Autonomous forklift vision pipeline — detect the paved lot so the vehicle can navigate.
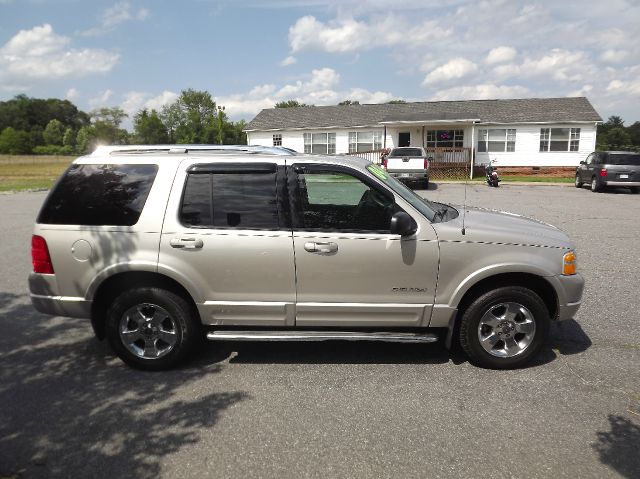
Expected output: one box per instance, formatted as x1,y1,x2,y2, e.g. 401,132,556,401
1,184,639,479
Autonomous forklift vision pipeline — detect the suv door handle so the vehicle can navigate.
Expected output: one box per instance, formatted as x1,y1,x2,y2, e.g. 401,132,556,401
304,242,338,254
170,237,204,249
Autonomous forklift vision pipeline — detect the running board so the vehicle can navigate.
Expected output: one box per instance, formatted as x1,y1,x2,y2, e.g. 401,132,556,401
206,330,439,343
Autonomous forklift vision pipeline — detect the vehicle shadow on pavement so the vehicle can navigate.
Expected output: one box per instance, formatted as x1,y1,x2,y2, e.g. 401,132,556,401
199,340,453,366
528,319,592,367
592,414,640,479
0,292,248,479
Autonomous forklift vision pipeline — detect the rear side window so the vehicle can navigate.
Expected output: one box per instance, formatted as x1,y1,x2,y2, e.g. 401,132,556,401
38,164,158,226
180,171,279,229
607,154,640,166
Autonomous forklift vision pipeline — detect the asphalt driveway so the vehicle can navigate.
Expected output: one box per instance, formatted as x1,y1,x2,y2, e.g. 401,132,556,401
1,183,638,479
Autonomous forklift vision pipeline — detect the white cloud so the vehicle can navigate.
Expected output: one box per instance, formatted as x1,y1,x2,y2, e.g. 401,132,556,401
66,88,79,100
568,84,593,97
120,90,179,116
422,58,477,86
280,55,297,66
492,49,595,83
607,79,640,96
288,14,451,53
485,46,517,65
0,24,119,82
430,84,531,101
89,89,114,109
216,67,395,118
600,49,628,63
82,1,149,36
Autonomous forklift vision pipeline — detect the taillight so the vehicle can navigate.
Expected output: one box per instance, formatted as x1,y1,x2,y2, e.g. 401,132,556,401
32,235,54,274
424,157,429,170
382,158,388,169
600,169,607,177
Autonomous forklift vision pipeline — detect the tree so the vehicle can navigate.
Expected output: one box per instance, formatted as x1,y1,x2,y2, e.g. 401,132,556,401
0,127,32,154
76,126,96,154
338,100,360,106
274,100,309,108
161,89,218,143
90,107,128,127
602,127,632,147
386,100,407,104
625,121,640,146
63,128,76,148
43,119,65,145
133,109,169,144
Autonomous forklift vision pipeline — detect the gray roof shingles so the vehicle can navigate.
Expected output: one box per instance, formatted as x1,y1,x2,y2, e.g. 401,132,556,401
244,97,602,131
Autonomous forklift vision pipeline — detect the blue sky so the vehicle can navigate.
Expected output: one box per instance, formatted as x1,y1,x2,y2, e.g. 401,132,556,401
1,0,639,128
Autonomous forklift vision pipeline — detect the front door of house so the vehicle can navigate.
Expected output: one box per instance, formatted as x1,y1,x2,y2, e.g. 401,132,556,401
398,132,410,147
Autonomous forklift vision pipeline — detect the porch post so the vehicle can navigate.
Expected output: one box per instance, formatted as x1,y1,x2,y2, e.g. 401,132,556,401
383,125,387,148
422,125,425,147
470,122,475,179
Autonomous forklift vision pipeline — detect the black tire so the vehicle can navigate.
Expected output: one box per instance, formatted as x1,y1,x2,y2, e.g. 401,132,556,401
575,174,583,188
591,176,602,193
106,287,201,370
423,178,430,190
459,286,550,369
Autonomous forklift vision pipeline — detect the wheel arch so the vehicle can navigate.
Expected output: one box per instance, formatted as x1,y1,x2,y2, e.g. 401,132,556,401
444,272,558,349
90,271,201,340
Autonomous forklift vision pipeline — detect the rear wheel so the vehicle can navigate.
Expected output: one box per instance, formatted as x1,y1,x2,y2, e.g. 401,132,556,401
575,174,583,188
106,287,201,370
459,286,550,369
591,176,602,193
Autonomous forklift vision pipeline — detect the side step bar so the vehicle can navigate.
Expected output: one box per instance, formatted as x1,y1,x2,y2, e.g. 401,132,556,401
206,330,439,343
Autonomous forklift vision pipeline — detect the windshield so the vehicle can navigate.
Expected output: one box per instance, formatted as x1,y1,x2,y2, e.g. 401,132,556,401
607,154,640,166
366,164,439,222
389,148,424,157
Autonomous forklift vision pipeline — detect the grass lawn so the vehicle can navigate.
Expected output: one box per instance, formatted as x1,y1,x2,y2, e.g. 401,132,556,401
0,155,72,192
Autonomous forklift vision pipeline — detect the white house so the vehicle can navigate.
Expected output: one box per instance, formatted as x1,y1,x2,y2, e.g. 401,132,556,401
244,97,602,168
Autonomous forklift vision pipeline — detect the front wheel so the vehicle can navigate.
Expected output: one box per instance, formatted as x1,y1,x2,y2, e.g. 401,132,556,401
459,286,550,369
106,287,201,370
575,174,583,188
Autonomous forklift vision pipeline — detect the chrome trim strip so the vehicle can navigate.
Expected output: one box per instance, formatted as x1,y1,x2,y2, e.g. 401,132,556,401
605,181,640,186
207,330,439,343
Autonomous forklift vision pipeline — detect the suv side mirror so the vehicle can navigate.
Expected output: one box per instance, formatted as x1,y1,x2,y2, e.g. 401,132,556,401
579,161,585,165
390,212,417,236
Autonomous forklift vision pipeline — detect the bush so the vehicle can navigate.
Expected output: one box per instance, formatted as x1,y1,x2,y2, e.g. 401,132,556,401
32,145,75,155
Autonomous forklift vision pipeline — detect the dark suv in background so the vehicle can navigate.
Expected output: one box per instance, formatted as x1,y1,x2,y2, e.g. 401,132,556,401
575,151,640,193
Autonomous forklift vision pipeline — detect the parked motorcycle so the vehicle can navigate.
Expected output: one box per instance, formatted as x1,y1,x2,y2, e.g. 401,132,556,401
485,160,500,187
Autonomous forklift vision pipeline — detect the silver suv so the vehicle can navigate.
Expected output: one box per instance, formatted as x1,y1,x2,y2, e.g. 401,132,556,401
29,145,584,370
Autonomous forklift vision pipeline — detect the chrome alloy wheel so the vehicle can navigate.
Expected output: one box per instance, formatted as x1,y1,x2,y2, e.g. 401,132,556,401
119,303,178,359
477,302,536,358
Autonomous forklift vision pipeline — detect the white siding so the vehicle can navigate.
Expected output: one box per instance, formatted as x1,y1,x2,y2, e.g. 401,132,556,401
247,122,597,167
474,123,597,167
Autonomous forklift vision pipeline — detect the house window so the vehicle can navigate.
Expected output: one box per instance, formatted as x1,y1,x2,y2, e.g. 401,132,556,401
348,131,383,153
540,128,580,152
303,132,336,154
426,130,464,148
272,134,282,146
478,129,516,153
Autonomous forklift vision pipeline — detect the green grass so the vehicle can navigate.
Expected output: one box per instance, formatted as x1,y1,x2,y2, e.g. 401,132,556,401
0,155,71,192
440,176,573,183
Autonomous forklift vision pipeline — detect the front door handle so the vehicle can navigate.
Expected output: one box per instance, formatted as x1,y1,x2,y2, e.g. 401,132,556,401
304,242,338,254
170,237,204,249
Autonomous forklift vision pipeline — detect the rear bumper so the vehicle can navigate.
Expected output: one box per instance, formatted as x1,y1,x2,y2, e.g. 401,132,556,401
29,272,91,318
388,171,429,181
603,181,640,186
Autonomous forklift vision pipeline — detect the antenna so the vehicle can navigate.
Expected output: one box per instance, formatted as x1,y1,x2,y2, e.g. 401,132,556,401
461,148,470,235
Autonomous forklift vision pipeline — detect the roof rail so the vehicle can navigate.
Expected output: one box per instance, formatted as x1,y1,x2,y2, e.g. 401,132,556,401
90,144,297,156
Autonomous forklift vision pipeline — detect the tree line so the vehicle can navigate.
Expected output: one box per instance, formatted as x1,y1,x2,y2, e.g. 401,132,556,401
0,89,248,155
1,93,638,155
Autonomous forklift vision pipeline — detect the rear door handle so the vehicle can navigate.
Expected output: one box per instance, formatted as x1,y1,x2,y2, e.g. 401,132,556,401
170,237,204,249
304,242,338,254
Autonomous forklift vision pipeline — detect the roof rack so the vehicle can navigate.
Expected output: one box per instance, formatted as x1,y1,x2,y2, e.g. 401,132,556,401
90,145,297,156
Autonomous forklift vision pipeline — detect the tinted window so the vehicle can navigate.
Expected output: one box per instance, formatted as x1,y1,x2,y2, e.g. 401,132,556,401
389,148,424,157
38,164,158,226
607,154,640,166
297,171,396,232
180,172,279,229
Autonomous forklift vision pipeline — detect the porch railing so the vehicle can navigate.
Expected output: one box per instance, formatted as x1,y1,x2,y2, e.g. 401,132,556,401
349,147,472,179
